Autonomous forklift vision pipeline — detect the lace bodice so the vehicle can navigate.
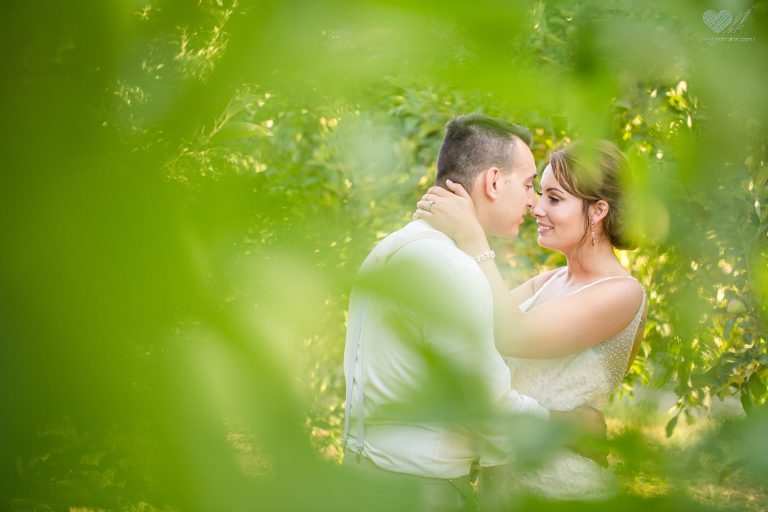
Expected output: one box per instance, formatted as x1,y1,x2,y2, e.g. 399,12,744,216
483,268,646,502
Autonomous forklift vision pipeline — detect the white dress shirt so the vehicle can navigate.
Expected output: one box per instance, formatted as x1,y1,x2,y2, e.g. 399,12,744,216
343,220,548,479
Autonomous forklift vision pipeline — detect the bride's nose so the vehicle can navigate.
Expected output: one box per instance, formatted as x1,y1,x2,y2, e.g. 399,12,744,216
531,197,545,217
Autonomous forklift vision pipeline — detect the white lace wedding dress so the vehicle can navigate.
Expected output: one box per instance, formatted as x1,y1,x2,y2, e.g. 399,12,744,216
484,268,646,502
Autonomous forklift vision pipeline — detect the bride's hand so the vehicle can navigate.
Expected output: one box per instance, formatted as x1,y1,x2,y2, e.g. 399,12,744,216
413,180,488,254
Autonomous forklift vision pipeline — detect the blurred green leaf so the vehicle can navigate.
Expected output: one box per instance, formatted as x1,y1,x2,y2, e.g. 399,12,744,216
211,121,273,141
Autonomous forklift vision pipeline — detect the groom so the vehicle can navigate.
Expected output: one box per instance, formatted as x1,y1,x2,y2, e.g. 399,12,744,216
342,114,604,510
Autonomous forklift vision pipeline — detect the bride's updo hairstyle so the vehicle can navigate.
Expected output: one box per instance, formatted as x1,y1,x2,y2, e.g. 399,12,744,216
549,140,637,250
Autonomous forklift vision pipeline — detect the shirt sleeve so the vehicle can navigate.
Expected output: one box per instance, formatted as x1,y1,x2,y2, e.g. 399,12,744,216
391,241,549,464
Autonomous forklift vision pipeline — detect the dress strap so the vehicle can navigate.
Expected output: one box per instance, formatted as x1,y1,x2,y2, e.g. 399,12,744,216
567,275,642,298
533,267,567,297
523,267,567,311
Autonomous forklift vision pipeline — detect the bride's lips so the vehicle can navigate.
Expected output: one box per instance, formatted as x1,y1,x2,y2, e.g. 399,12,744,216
537,222,553,234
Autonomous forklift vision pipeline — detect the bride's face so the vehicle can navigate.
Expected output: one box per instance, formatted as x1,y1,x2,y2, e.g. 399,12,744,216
531,164,588,252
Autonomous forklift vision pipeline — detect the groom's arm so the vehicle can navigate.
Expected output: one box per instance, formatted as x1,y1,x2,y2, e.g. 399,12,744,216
390,242,556,467
550,407,607,438
395,243,609,466
550,407,608,466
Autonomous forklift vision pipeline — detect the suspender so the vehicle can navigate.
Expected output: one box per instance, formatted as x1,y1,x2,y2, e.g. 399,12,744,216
342,228,447,454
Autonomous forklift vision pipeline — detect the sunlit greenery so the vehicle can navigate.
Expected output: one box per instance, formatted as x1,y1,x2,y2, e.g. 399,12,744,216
1,0,766,510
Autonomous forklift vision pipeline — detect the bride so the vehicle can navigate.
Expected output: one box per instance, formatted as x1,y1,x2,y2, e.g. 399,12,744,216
414,140,647,501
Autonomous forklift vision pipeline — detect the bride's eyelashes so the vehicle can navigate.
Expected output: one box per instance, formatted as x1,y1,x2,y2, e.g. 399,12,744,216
540,193,561,204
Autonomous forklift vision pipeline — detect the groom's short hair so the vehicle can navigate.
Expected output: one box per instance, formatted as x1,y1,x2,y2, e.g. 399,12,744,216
435,113,532,193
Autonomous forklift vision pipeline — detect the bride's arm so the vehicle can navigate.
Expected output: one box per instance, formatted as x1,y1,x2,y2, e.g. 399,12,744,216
416,184,643,359
414,184,533,350
486,264,644,358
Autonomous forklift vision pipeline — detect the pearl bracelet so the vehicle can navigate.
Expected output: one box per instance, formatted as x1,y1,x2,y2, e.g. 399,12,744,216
473,250,495,262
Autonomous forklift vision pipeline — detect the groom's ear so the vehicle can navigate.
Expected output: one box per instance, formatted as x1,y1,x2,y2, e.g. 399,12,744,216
482,167,501,199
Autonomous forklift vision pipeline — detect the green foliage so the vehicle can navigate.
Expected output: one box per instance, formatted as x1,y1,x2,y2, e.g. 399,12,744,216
1,0,767,510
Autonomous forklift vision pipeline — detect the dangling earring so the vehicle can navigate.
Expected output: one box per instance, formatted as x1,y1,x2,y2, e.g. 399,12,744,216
591,220,596,246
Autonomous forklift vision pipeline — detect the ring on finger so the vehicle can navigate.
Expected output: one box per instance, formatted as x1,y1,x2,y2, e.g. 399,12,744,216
417,200,435,213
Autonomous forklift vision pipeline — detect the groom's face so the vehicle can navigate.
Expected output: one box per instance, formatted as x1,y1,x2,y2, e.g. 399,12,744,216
486,139,538,238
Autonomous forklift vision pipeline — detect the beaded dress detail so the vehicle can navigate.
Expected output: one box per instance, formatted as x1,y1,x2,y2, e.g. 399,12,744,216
487,267,645,501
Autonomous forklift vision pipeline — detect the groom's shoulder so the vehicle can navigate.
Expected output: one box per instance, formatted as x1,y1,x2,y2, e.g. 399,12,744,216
391,223,485,281
386,221,464,261
366,223,491,301
365,221,481,279
373,221,448,250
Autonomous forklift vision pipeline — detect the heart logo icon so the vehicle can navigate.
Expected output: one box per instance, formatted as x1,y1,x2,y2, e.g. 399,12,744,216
703,9,732,33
